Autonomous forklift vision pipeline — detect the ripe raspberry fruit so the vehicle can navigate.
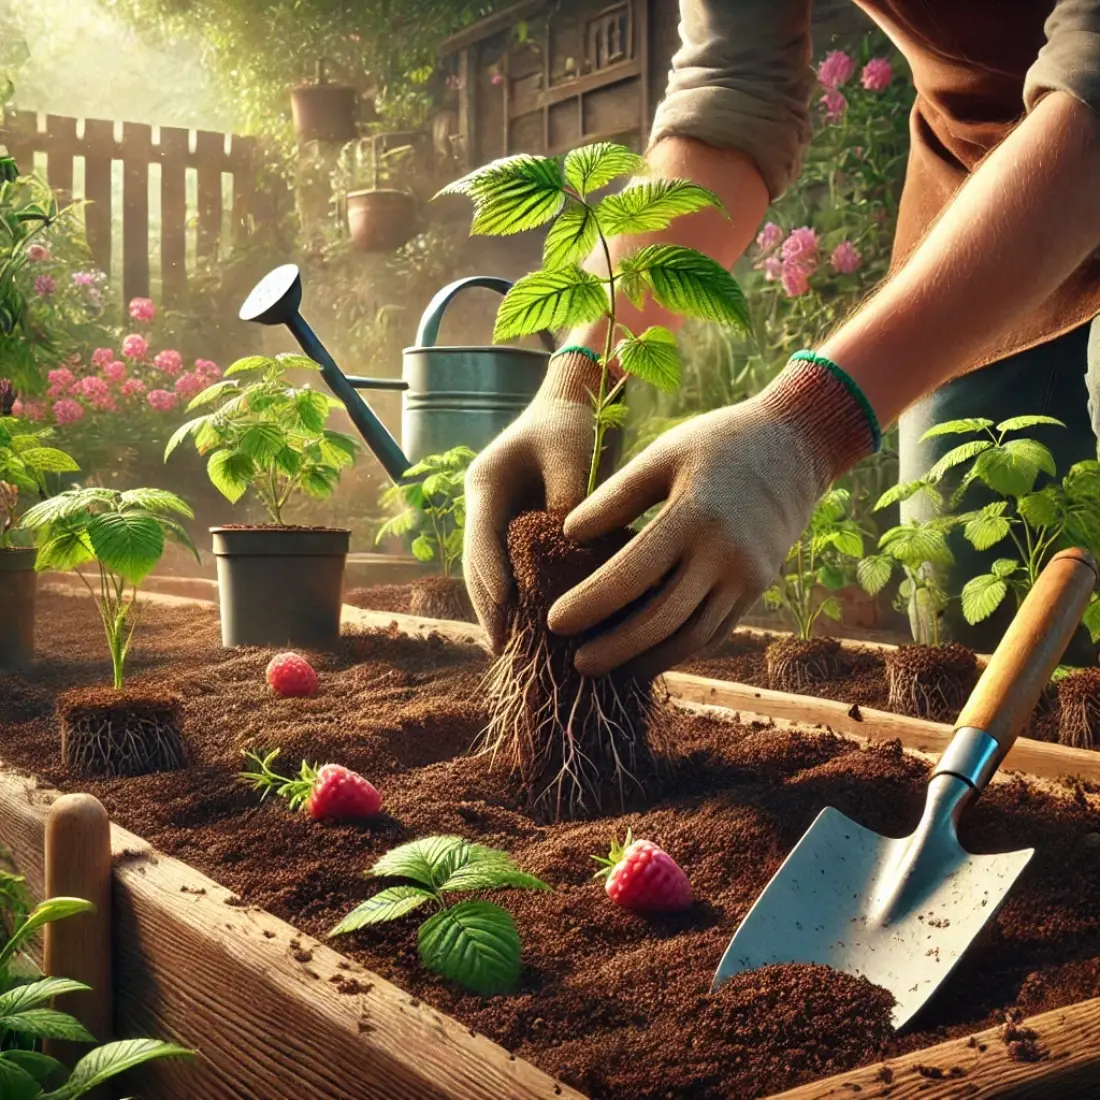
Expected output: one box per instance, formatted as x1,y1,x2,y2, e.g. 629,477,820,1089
238,749,382,822
265,652,318,697
592,829,693,913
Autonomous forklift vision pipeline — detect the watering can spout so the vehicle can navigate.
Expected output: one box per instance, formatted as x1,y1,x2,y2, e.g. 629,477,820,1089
239,264,413,483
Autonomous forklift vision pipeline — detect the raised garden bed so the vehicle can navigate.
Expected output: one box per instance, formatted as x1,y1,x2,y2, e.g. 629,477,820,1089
3,591,1100,1097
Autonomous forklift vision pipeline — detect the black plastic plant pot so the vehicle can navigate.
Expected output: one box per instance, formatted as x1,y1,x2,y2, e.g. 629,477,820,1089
211,526,350,650
0,547,37,668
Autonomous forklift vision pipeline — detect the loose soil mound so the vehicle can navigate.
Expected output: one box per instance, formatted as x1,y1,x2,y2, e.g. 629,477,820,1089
765,636,844,692
407,576,476,623
1058,668,1100,749
5,593,1100,1099
344,583,416,615
884,643,978,722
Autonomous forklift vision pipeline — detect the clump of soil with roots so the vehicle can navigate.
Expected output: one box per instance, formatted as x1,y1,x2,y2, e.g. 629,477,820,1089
1057,668,1100,748
407,576,476,623
884,643,978,721
766,636,845,693
479,510,668,821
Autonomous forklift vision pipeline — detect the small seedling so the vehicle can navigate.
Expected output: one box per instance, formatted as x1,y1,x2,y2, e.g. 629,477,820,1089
165,352,361,524
0,417,79,546
330,835,550,996
592,828,692,913
238,748,382,822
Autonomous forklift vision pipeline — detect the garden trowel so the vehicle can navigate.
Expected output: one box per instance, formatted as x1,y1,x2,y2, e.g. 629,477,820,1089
713,547,1098,1029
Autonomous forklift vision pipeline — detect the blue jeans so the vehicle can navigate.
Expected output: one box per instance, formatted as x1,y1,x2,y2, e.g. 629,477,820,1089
898,317,1100,663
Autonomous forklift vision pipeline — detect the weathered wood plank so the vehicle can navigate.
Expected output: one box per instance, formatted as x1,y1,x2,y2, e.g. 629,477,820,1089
121,122,152,304
194,130,223,264
80,119,114,275
44,115,76,201
159,127,189,307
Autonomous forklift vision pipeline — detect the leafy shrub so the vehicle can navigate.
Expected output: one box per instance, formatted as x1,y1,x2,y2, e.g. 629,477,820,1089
0,418,79,547
330,836,549,996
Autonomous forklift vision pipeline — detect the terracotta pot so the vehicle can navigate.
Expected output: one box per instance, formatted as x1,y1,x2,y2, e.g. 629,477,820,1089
346,189,418,252
290,83,358,145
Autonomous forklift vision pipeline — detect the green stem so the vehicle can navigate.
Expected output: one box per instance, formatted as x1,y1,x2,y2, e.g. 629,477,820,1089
585,218,618,499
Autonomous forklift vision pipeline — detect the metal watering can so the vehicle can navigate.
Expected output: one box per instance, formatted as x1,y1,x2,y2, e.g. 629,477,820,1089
239,264,555,482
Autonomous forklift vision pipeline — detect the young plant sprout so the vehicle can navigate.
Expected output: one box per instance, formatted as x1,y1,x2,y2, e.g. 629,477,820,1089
0,416,79,547
439,143,748,819
330,836,549,996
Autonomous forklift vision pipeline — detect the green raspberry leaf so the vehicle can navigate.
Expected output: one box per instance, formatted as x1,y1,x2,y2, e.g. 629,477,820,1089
367,836,469,889
207,450,255,504
618,245,749,330
970,439,1055,498
961,572,1008,624
874,479,940,511
879,522,954,568
543,205,598,269
238,423,287,464
597,179,724,236
925,440,993,483
18,446,79,475
411,534,437,562
856,554,894,596
86,511,165,585
439,155,566,236
962,501,1012,551
563,142,644,197
329,886,436,935
614,325,681,392
819,596,843,622
1017,488,1062,530
417,900,522,996
223,355,271,377
919,418,994,440
493,268,606,341
995,414,1066,433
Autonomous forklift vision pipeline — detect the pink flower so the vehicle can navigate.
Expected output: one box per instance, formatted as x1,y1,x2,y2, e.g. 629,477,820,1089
122,334,149,360
90,394,117,412
817,50,854,89
121,378,146,397
20,400,47,422
491,72,503,86
52,398,84,425
761,256,783,281
195,358,221,380
174,371,206,399
154,349,183,376
47,367,76,398
129,297,156,322
25,244,50,262
34,275,56,297
91,347,115,368
146,388,177,411
72,272,96,287
821,88,847,123
11,399,23,417
781,265,811,297
755,222,783,253
103,360,127,383
830,240,862,275
781,227,819,271
77,376,110,400
861,58,893,92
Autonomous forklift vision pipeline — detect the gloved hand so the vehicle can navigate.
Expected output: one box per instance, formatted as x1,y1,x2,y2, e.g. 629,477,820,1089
464,348,607,651
546,356,879,678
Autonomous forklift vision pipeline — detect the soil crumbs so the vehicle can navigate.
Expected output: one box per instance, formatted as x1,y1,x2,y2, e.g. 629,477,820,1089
4,594,1100,1099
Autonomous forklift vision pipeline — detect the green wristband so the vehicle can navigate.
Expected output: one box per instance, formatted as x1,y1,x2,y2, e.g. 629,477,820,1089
550,345,601,366
789,349,882,454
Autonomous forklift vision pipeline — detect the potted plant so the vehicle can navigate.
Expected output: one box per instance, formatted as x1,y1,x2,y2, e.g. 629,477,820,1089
335,134,418,252
290,59,359,145
375,444,476,621
166,352,361,649
762,488,865,691
19,485,198,776
0,417,79,667
856,478,978,719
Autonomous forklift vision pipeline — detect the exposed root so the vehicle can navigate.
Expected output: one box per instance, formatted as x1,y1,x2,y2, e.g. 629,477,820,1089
407,576,476,623
58,687,187,778
1058,669,1100,749
765,637,844,693
884,643,977,722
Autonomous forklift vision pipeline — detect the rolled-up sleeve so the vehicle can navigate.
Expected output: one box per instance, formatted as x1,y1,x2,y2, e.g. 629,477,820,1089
1024,0,1100,116
649,0,815,199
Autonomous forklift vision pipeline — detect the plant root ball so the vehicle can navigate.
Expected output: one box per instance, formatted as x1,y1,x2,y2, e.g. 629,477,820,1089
407,576,476,623
57,687,187,778
765,636,845,693
479,510,669,822
884,643,977,722
1057,668,1100,749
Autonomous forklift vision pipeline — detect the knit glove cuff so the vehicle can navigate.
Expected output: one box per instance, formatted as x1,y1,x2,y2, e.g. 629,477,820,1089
539,347,606,404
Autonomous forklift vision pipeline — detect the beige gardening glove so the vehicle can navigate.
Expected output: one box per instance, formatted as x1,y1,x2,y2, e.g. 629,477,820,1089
546,357,880,678
464,349,607,650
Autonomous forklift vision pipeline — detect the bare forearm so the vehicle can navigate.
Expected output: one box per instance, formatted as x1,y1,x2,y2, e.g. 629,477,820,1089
567,137,770,360
821,91,1100,428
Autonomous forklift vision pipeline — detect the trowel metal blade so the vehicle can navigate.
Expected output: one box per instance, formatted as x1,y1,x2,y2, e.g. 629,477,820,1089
712,806,1034,1028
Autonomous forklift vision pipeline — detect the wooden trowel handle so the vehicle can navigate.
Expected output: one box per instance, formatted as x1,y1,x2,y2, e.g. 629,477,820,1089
956,547,1097,754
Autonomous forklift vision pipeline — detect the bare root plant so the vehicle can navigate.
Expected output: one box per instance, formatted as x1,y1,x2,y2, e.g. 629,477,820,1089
1058,669,1100,749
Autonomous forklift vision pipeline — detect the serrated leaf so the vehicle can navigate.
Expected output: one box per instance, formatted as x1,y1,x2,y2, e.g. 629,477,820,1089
223,355,270,376
462,156,567,236
185,379,239,410
238,423,287,464
874,480,930,510
970,439,1054,497
961,573,1008,624
207,450,255,504
1017,488,1062,529
542,205,597,269
919,418,994,440
54,1038,192,1095
563,142,643,196
438,864,550,895
827,527,863,558
857,554,893,595
816,563,848,590
614,326,681,392
963,504,1012,551
819,596,843,622
596,401,630,429
597,179,724,237
274,446,301,476
368,836,468,889
300,466,338,499
492,268,606,341
925,439,993,483
164,416,211,460
880,523,953,568
294,389,330,433
19,489,106,529
118,488,193,518
18,446,79,474
87,512,164,584
619,245,749,330
411,534,437,562
329,886,435,935
995,414,1066,433
417,900,521,996
991,557,1019,579
33,529,95,572
275,353,321,372
376,509,419,542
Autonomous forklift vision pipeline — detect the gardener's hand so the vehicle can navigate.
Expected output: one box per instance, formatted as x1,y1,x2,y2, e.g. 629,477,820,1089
464,349,606,651
547,357,879,678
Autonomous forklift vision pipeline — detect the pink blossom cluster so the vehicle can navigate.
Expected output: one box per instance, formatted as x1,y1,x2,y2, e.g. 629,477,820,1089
815,50,893,123
754,224,862,297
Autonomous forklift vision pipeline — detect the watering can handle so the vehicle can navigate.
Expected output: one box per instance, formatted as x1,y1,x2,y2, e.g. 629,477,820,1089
414,276,557,353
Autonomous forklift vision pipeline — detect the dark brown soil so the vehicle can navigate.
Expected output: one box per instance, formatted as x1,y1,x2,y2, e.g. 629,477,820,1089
5,593,1100,1099
884,643,978,722
344,583,417,615
57,685,186,778
407,576,476,623
1058,668,1100,749
765,636,844,692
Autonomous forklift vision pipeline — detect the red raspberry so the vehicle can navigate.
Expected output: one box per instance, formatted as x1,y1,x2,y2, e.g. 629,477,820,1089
593,830,693,913
307,764,383,821
265,652,318,697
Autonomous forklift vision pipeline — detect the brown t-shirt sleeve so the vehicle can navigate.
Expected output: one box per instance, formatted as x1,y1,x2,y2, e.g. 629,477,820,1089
648,0,816,200
1024,0,1100,115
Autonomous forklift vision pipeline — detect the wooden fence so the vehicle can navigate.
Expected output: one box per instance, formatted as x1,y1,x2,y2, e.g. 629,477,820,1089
0,111,258,309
